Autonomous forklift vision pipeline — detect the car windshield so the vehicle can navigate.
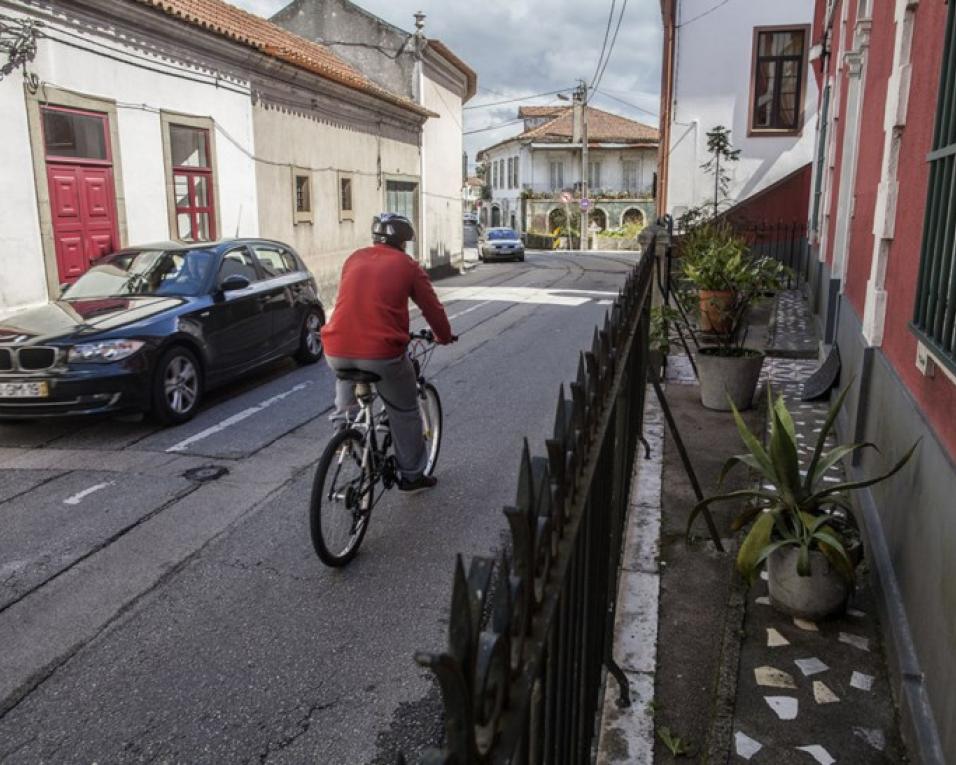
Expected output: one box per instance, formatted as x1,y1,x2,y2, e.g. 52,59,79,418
62,249,215,299
488,229,519,240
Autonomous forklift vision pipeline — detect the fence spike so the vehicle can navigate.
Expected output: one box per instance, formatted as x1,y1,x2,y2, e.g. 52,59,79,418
448,555,474,677
467,557,495,633
515,438,535,514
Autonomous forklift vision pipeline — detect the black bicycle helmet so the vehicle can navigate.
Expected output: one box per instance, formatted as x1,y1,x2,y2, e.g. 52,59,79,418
372,213,415,249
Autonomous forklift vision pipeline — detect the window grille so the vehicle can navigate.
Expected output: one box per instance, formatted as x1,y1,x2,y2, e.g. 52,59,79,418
912,1,956,373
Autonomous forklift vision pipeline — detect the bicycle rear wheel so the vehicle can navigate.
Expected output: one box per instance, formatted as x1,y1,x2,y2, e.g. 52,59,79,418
419,382,443,477
310,428,373,567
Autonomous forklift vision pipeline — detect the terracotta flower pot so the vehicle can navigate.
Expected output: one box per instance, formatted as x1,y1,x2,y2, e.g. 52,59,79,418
698,290,735,333
767,547,850,620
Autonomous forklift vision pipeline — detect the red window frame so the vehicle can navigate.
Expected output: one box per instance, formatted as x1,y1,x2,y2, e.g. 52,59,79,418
170,126,216,242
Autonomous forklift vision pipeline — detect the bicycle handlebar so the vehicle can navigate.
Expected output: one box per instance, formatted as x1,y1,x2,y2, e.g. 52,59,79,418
409,330,459,344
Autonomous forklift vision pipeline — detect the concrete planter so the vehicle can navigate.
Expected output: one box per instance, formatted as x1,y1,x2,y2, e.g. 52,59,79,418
767,546,850,620
696,348,764,410
595,237,620,250
620,238,640,250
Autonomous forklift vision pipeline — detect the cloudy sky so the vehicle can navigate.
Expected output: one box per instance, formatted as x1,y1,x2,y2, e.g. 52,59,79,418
235,0,662,171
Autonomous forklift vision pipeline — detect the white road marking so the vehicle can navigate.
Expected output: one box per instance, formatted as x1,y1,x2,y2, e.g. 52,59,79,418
436,286,616,307
64,482,115,506
166,381,314,453
447,300,494,321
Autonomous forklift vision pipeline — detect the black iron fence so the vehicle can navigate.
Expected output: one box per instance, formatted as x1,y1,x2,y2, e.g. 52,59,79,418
733,220,810,290
402,238,656,764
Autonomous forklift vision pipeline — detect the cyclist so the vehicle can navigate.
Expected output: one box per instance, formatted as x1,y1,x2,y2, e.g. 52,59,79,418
321,213,455,493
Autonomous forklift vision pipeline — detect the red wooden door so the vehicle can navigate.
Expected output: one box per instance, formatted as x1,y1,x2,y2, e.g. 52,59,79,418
41,106,119,285
47,165,119,284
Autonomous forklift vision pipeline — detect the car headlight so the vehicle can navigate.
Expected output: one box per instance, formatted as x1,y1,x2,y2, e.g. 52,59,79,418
68,340,145,363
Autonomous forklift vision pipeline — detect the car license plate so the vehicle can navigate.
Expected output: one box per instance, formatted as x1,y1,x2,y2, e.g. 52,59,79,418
0,381,49,398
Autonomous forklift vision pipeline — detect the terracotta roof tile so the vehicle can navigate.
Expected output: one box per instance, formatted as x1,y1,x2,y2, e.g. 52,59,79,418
517,105,568,118
521,106,659,144
133,0,434,117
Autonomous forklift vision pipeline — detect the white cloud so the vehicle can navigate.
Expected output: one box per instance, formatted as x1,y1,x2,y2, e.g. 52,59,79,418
233,0,663,167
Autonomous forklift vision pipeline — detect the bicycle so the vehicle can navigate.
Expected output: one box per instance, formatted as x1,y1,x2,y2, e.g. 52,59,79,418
309,329,443,567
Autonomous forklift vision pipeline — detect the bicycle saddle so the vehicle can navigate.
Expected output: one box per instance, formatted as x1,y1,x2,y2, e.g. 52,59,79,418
336,369,381,383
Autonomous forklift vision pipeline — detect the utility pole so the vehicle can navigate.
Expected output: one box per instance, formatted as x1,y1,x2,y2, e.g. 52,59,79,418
413,11,427,264
577,79,590,252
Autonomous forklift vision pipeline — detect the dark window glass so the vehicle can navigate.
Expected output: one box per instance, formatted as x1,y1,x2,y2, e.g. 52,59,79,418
218,249,260,283
42,108,107,160
62,249,214,298
340,177,353,213
752,29,806,131
170,125,210,168
295,175,311,213
254,245,299,276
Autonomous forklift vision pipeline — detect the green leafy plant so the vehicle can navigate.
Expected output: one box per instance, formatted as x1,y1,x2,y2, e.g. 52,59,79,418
657,726,690,757
650,305,681,354
701,125,741,216
687,385,919,582
677,221,789,351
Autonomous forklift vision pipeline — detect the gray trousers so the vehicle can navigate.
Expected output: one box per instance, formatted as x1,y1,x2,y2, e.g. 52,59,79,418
326,354,427,480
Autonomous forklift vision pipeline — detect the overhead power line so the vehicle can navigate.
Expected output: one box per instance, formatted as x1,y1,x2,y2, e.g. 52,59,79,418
592,0,629,93
464,87,572,111
591,0,617,89
595,90,659,119
463,117,524,135
677,0,733,27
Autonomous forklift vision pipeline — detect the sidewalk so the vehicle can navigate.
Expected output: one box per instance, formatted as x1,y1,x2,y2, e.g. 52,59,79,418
597,290,906,763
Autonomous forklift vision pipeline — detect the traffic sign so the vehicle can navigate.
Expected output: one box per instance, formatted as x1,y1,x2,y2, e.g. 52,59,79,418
579,198,592,211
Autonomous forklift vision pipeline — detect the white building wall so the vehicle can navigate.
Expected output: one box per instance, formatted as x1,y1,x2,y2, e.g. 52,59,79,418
0,7,258,314
421,75,464,269
253,104,420,301
482,141,522,229
0,73,46,310
665,0,818,218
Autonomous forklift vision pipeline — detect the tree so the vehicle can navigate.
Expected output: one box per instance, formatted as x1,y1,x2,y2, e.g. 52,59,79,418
701,125,741,217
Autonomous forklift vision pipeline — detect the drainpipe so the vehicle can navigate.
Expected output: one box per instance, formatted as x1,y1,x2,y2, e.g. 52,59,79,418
414,11,428,266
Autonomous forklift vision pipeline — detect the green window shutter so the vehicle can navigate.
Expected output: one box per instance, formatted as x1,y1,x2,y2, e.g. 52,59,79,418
913,0,956,373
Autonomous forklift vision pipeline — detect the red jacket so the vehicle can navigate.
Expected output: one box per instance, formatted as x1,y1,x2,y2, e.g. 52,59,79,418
321,244,453,360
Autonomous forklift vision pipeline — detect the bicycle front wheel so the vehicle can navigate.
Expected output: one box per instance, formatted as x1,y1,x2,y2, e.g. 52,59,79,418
310,428,373,567
419,382,443,477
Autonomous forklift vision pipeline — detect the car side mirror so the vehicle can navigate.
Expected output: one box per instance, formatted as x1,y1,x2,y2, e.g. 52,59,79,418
219,274,251,293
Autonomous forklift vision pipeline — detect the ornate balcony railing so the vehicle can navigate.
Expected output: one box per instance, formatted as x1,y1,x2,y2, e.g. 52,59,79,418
401,233,658,764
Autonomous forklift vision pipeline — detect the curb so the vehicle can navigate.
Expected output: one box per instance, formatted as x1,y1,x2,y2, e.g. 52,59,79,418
595,389,664,765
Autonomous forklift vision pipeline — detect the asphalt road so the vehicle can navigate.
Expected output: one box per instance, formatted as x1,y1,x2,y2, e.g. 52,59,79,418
0,248,638,764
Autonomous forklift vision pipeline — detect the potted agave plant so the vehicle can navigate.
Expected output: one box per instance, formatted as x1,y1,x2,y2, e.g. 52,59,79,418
687,385,918,620
678,222,788,410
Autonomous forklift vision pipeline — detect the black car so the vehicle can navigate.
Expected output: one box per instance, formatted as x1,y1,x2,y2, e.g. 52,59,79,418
0,239,325,424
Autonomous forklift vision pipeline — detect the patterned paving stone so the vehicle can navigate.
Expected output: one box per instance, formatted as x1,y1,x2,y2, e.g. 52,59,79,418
730,292,904,763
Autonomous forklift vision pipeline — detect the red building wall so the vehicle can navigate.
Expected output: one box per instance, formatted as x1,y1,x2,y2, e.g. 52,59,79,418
879,0,956,458
724,165,811,225
842,2,895,316
822,0,856,268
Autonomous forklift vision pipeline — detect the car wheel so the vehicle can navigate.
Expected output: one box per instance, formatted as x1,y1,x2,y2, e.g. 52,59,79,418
518,253,525,262
152,346,202,425
295,307,325,365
